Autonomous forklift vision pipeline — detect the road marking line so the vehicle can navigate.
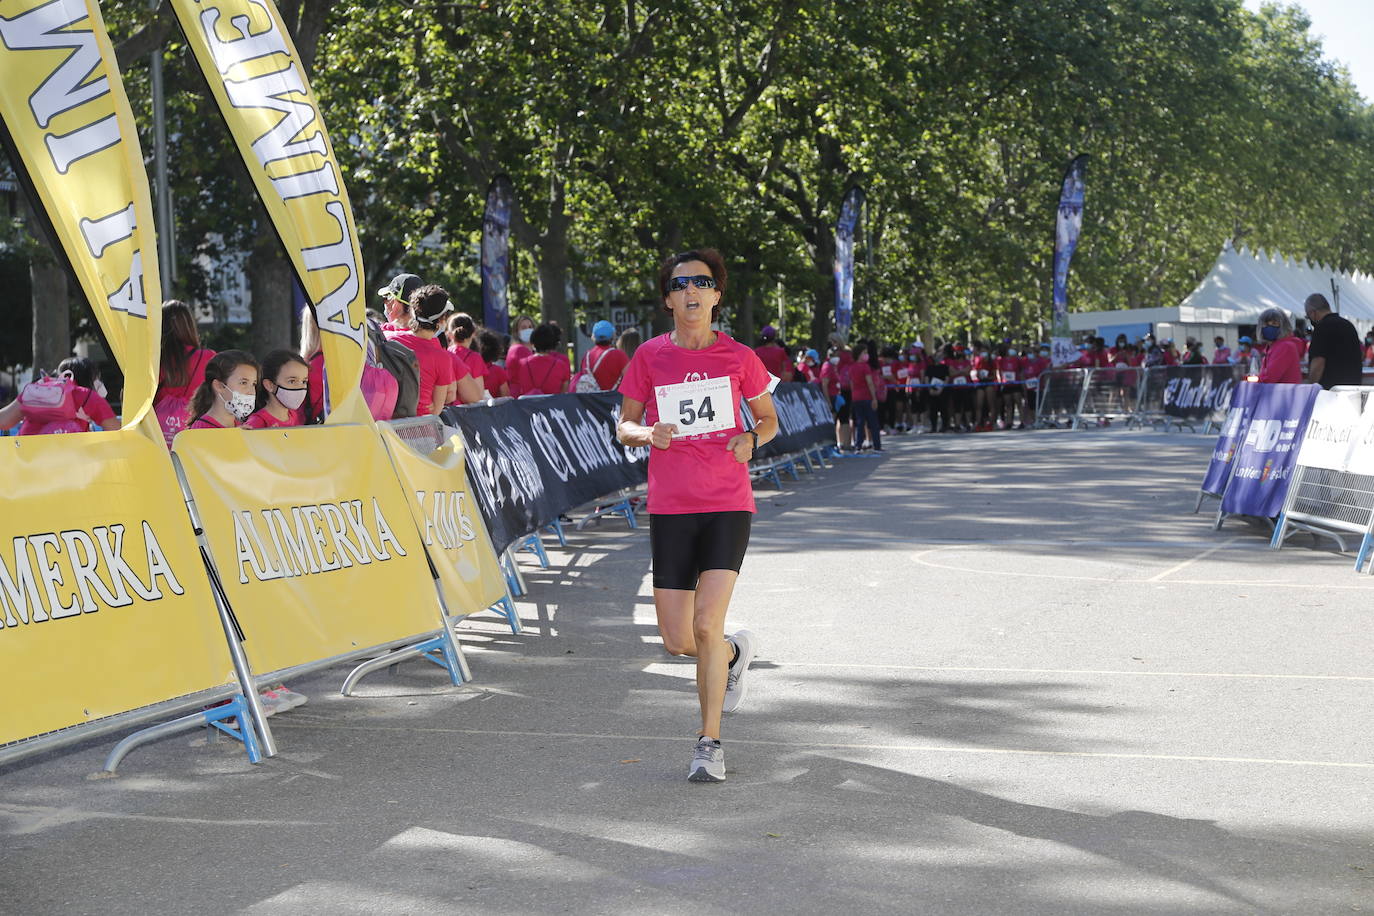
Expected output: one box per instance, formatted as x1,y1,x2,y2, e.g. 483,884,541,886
270,721,1374,770
460,650,1374,683
1146,536,1241,581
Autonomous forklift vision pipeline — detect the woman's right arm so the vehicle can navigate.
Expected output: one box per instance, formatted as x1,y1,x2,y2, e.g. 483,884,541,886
617,397,674,449
0,400,20,431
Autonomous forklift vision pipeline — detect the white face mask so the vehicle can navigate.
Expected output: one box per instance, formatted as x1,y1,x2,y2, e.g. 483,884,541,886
221,387,256,420
94,379,107,398
1008,349,1018,357
518,328,534,343
273,385,307,411
829,356,840,366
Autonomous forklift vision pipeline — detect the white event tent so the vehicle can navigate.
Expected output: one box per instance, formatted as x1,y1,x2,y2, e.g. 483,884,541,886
1068,242,1374,346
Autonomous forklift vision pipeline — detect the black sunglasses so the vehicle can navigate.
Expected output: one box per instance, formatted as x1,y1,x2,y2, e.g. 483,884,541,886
668,274,717,292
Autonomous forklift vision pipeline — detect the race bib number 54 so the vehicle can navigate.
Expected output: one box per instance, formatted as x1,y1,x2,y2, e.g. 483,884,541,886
655,376,734,438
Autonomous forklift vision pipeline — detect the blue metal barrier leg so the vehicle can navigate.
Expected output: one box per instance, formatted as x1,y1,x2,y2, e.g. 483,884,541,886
103,694,262,774
519,532,550,569
544,518,567,547
491,595,523,634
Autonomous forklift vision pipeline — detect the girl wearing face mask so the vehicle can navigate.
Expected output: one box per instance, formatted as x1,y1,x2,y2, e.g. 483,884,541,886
506,315,538,396
188,350,260,430
1256,307,1306,384
0,356,118,435
244,350,310,429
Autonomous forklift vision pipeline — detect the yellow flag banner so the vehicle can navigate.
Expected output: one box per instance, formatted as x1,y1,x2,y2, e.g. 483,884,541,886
170,0,368,423
0,431,234,746
0,0,161,422
172,424,445,675
377,424,511,621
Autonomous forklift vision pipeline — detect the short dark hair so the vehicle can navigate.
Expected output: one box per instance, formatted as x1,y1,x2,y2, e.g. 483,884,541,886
530,322,562,352
658,248,727,321
1305,293,1331,314
408,284,452,329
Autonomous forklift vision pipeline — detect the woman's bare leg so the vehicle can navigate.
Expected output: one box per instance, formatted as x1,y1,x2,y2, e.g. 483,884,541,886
653,568,739,740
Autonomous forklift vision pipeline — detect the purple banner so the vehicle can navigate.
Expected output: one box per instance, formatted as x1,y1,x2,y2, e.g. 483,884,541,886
833,186,863,337
1200,382,1260,495
1219,383,1320,517
1051,154,1087,366
481,175,514,333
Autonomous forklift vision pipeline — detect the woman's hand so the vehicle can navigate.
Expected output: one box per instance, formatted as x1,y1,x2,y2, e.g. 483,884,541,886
650,422,677,450
726,432,754,464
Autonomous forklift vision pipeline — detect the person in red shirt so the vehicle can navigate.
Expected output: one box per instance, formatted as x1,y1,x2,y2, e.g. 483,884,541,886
970,343,998,431
505,314,538,395
476,329,511,398
1362,331,1374,367
615,247,777,783
1161,339,1180,366
847,341,881,450
795,348,822,384
943,344,974,432
994,344,1023,429
446,313,487,403
576,319,631,391
386,284,460,416
819,336,854,449
0,358,118,436
753,326,793,381
1021,344,1051,423
154,300,216,446
244,350,309,429
376,273,422,332
514,323,571,395
187,350,259,430
1257,308,1307,383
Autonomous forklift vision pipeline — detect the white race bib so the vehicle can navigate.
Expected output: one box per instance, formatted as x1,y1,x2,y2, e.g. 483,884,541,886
1003,372,1016,382
953,376,968,385
1026,377,1040,390
655,376,734,438
896,368,909,380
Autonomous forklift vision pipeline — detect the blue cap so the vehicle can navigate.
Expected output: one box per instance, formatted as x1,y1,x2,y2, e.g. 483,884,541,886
1238,335,1252,344
592,319,615,342
805,348,819,361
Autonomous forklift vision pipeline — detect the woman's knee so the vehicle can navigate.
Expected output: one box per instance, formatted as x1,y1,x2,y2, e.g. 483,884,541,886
662,632,695,656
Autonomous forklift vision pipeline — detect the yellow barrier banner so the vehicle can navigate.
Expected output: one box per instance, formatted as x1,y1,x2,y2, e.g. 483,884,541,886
377,425,510,620
172,424,444,674
0,431,233,745
0,0,160,422
171,0,368,423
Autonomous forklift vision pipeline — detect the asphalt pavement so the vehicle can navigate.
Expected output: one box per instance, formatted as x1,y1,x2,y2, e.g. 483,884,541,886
2,427,1371,915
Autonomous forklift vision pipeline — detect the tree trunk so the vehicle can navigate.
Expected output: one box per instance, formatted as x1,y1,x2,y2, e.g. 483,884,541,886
21,198,68,379
536,238,570,332
738,289,756,344
247,217,293,355
916,288,933,352
808,228,836,352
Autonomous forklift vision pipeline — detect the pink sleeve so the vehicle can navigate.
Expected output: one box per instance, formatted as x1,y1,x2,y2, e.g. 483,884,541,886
619,348,651,403
448,350,471,380
81,390,116,424
740,346,771,399
435,349,455,386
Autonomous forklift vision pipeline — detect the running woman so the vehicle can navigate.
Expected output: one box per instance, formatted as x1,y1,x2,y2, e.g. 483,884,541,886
617,248,778,783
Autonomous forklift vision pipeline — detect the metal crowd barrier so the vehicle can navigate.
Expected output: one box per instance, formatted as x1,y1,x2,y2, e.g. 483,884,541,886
1033,368,1088,428
1076,367,1144,427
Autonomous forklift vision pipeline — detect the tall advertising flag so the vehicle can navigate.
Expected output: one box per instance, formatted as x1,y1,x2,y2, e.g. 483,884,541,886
834,186,863,339
1051,154,1088,366
0,0,162,424
482,175,514,334
171,0,369,422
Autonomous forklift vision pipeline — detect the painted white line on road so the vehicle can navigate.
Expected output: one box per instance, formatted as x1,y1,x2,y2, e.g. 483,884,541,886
459,649,1374,683
911,545,1374,590
271,721,1374,770
1146,536,1241,581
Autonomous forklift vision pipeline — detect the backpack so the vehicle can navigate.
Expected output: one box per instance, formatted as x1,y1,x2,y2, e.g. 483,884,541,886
19,375,77,425
571,346,612,394
154,348,212,447
368,323,421,419
361,337,400,422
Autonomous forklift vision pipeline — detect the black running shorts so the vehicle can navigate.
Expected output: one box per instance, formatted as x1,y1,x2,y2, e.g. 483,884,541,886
649,511,753,590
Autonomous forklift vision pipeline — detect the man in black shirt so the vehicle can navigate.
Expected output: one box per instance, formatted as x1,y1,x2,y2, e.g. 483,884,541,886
1304,293,1363,389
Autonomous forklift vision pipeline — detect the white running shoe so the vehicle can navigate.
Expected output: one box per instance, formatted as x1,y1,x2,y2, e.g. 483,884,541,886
722,629,757,714
688,736,725,782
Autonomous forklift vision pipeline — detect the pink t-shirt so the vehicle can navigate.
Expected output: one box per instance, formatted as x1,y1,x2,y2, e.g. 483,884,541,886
189,415,228,430
847,361,875,401
579,344,631,391
753,342,790,378
156,347,215,404
482,361,509,397
449,344,483,381
506,342,533,395
242,408,303,429
995,356,1022,382
517,352,571,395
387,331,455,414
619,332,771,515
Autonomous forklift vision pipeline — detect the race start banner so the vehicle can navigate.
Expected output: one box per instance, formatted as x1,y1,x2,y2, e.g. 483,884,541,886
444,394,648,552
1220,383,1319,518
377,422,509,619
0,430,233,746
172,424,445,676
0,0,161,421
481,175,514,334
1051,154,1088,367
172,0,369,422
1200,381,1260,496
833,186,863,339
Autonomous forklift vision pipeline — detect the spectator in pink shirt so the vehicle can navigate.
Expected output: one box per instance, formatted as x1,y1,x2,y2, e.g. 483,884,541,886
1257,307,1307,384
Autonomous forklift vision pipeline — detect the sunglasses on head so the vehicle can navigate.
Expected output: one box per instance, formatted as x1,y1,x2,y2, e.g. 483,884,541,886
667,274,716,292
